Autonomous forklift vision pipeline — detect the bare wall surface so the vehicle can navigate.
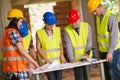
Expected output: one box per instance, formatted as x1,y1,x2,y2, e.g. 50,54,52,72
0,0,11,41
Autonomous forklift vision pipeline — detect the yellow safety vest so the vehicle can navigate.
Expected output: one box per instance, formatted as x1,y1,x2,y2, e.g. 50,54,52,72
0,51,2,61
23,30,31,50
96,10,120,52
36,27,61,65
65,22,92,61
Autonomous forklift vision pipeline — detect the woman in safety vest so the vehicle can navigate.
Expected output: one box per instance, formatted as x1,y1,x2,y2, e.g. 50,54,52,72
20,21,38,79
0,9,40,80
88,0,120,80
36,12,66,80
64,9,93,80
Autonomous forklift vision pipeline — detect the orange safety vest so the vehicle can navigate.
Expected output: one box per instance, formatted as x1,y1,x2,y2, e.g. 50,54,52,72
1,28,27,72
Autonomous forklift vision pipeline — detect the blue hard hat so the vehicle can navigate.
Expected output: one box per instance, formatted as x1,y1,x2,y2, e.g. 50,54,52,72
19,21,28,37
43,12,57,25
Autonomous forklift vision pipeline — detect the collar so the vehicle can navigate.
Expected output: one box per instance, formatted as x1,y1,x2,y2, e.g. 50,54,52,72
100,9,107,17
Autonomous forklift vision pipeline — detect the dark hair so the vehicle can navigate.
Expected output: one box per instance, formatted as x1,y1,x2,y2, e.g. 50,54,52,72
6,18,20,33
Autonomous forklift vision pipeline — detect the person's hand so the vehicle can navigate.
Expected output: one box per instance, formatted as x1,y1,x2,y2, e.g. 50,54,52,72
106,52,113,62
45,59,52,64
60,54,67,63
28,62,36,69
33,61,40,68
82,53,89,59
70,60,77,63
80,53,89,61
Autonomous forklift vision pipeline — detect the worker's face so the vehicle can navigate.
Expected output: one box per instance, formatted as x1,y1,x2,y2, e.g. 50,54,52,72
45,24,55,30
71,19,79,29
93,5,102,16
17,19,23,29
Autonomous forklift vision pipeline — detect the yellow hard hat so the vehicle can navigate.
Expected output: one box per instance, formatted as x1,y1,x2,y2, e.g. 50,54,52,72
7,9,24,19
88,0,102,12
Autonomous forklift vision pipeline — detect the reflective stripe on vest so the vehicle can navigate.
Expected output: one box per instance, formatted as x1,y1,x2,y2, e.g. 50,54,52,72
96,10,120,52
2,46,17,51
97,34,110,38
3,56,25,61
99,43,109,47
44,48,60,53
73,46,86,50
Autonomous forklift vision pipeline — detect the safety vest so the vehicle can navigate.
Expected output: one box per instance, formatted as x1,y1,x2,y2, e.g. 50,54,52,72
36,27,61,65
65,22,92,61
23,30,31,50
96,10,120,52
1,28,27,72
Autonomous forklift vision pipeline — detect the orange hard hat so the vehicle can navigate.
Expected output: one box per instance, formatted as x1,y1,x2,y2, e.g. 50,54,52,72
68,10,80,24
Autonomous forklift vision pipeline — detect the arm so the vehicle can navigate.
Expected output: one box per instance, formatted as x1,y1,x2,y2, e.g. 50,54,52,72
64,31,75,62
108,15,118,54
28,38,37,60
86,25,93,54
10,30,39,68
36,33,52,64
15,42,39,68
60,37,67,63
82,25,93,58
106,15,118,61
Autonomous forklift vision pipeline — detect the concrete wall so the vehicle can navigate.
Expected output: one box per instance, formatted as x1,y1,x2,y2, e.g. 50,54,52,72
0,0,11,43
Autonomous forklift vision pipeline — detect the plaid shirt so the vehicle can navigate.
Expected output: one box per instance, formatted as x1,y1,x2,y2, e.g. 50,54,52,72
4,71,30,80
10,30,21,44
6,30,30,79
10,30,34,50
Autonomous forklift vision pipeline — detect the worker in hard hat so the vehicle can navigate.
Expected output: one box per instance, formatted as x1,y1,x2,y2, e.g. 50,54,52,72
20,20,38,79
36,12,66,80
88,0,120,80
64,9,93,80
0,9,40,80
20,21,37,60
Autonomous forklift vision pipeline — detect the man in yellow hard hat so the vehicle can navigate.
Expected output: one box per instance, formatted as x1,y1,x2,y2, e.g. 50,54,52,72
88,0,120,80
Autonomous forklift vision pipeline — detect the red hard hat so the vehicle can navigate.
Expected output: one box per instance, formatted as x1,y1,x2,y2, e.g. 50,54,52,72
68,10,80,24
